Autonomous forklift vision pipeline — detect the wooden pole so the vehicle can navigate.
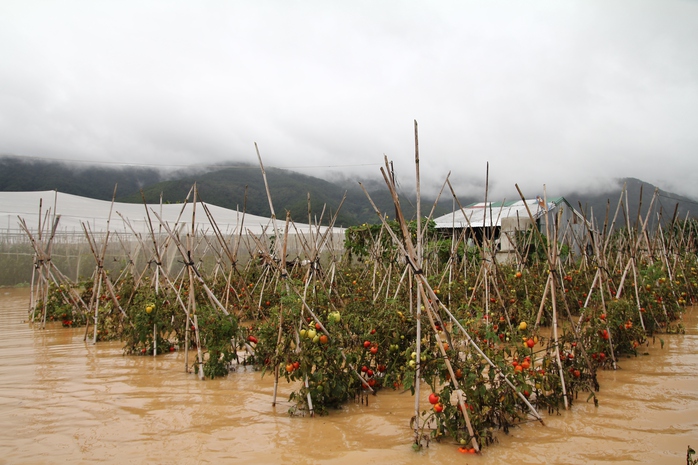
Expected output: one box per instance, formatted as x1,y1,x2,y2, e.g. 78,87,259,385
412,120,423,443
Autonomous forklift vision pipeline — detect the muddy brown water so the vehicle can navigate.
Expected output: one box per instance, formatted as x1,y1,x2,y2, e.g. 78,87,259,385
1,288,696,465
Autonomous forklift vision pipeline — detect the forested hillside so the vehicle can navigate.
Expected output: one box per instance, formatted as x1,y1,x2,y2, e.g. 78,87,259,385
2,156,695,226
0,157,163,200
0,157,454,226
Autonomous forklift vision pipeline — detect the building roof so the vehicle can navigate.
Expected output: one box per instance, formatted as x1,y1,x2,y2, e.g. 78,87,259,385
433,197,568,229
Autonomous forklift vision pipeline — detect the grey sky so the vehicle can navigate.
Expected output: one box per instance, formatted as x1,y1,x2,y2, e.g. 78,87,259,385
1,1,697,201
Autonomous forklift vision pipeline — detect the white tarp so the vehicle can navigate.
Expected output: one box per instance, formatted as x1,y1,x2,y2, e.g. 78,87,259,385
433,198,552,229
0,190,344,239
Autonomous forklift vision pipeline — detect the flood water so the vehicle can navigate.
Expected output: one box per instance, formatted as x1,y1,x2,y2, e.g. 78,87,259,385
1,287,696,465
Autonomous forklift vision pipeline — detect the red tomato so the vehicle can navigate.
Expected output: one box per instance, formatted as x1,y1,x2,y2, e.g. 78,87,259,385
428,393,439,405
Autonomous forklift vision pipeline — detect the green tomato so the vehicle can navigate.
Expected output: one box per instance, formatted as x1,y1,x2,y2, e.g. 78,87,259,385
307,329,317,339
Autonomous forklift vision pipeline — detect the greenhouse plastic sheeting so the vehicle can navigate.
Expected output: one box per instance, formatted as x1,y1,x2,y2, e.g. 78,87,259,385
0,191,342,238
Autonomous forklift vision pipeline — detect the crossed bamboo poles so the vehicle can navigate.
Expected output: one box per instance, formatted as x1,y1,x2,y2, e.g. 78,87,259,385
359,156,547,452
16,136,695,454
251,144,374,415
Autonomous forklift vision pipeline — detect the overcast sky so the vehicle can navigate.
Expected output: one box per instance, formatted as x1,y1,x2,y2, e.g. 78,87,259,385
1,1,697,201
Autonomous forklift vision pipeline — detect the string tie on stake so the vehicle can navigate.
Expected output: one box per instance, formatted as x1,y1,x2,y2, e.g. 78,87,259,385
406,256,423,275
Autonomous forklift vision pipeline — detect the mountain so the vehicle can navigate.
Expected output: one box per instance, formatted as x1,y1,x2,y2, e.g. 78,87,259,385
121,164,353,226
120,163,462,227
2,156,695,227
0,156,164,200
0,156,451,226
566,177,697,229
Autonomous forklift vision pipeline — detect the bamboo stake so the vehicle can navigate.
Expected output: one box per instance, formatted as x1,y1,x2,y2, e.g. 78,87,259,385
615,189,658,331
543,189,569,410
246,229,374,394
515,185,569,409
360,167,543,441
272,213,293,408
412,120,423,444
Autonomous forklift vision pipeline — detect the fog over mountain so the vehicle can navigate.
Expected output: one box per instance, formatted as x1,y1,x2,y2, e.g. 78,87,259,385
1,1,697,202
2,156,696,229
